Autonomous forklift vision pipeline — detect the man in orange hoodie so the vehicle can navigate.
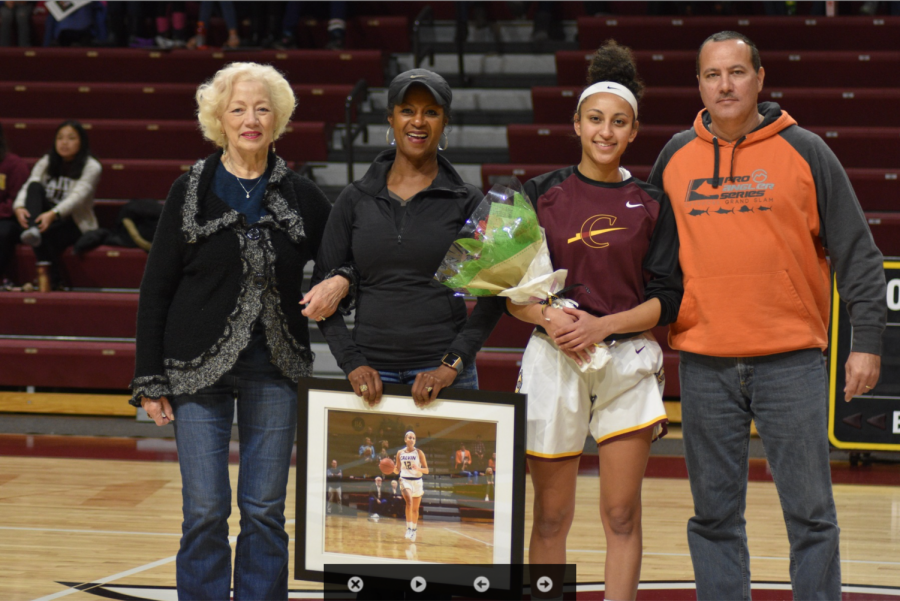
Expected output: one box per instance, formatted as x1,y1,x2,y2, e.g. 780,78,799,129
649,31,885,600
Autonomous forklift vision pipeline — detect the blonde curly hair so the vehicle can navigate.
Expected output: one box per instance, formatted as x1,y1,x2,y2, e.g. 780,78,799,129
196,62,297,149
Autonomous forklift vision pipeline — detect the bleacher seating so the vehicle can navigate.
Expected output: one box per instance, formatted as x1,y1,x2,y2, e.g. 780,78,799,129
555,50,900,88
576,16,900,51
0,292,138,338
13,246,147,290
0,82,357,124
532,87,900,127
1,118,330,162
0,338,135,389
0,48,385,86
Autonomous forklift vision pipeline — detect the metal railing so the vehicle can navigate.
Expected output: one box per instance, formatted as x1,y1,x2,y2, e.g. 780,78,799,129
344,78,369,182
412,5,435,68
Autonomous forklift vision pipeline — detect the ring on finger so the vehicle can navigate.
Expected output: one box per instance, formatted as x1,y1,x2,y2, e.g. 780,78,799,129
160,413,167,419
360,384,369,393
865,385,872,389
425,386,434,393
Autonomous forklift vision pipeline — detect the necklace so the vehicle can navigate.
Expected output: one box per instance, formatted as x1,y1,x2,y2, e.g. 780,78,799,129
225,156,264,199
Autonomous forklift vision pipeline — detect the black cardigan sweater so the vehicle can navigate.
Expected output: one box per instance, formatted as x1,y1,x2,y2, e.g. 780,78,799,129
130,151,339,406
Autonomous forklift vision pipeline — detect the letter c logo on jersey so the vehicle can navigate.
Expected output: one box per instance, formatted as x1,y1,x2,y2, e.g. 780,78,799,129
567,214,626,248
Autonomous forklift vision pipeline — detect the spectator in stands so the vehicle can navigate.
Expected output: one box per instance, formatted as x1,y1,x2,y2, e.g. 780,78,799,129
509,41,682,601
187,1,239,50
358,437,375,462
0,1,32,47
648,31,885,601
454,442,473,482
43,1,107,47
367,476,388,519
0,125,30,285
326,459,342,514
471,433,486,472
274,1,348,50
313,69,503,407
132,62,354,600
13,120,101,290
153,2,189,49
483,466,494,501
389,479,404,517
377,440,390,461
488,451,496,474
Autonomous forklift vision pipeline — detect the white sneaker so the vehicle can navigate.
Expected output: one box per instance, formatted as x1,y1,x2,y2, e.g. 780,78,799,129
20,227,41,247
409,528,417,542
404,528,412,539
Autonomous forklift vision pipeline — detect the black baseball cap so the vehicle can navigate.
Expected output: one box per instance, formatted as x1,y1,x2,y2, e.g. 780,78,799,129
387,69,452,109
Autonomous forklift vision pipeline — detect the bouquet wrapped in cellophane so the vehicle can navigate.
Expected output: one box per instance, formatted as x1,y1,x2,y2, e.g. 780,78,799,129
434,178,609,372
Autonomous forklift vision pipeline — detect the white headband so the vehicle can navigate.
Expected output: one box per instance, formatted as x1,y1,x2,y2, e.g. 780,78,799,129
576,81,638,119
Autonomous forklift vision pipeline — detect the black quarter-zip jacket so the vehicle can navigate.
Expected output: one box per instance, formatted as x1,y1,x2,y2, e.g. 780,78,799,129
313,149,503,375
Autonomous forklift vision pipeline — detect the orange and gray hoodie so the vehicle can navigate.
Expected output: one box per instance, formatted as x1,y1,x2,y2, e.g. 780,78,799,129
648,102,885,357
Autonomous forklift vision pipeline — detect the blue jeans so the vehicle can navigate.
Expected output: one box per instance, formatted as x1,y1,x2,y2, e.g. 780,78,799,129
172,373,297,600
377,362,479,389
679,349,840,601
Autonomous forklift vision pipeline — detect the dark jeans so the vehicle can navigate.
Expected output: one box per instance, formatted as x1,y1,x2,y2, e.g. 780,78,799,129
0,217,21,278
367,496,388,515
680,349,841,601
24,182,81,271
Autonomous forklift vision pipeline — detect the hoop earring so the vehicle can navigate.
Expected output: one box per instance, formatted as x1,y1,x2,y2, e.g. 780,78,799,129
386,128,396,147
271,141,276,154
438,132,449,151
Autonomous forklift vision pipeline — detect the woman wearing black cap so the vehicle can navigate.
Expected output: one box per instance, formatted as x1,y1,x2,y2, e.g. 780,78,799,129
313,69,502,411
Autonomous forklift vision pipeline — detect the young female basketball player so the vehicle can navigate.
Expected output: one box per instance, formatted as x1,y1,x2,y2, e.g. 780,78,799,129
393,430,429,542
508,41,682,600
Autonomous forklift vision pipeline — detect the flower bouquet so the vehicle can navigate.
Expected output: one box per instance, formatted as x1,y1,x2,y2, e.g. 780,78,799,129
434,179,609,372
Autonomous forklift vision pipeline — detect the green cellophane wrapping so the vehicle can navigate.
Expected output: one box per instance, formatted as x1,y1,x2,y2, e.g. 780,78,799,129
435,188,542,296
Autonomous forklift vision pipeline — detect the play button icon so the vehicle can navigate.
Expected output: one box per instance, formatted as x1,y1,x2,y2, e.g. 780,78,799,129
411,576,427,593
536,576,553,593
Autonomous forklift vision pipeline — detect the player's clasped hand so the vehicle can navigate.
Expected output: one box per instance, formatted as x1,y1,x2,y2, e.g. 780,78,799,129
349,365,383,405
411,366,457,407
543,306,594,366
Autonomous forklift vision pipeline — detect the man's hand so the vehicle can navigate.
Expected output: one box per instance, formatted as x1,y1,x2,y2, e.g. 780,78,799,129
844,351,881,402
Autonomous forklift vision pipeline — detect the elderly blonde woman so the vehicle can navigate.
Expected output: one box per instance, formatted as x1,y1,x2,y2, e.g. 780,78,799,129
130,62,352,600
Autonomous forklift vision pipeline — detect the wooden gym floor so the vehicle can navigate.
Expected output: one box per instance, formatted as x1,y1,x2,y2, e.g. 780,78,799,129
0,433,898,600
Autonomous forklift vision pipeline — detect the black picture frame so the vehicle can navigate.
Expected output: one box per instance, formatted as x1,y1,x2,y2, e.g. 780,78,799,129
294,377,527,596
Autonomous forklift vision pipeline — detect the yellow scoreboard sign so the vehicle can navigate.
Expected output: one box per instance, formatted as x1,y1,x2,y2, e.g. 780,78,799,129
828,260,900,451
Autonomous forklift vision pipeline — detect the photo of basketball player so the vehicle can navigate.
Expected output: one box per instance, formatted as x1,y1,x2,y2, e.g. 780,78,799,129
394,431,429,542
318,408,501,564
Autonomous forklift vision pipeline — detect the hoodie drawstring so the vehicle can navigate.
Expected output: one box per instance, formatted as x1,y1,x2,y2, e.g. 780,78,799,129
730,136,747,181
712,137,720,188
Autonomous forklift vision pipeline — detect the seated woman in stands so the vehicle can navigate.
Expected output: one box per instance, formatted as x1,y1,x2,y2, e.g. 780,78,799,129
312,68,503,407
132,62,353,600
13,120,101,289
508,41,682,601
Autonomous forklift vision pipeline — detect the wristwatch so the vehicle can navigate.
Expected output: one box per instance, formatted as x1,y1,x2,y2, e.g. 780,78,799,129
441,353,463,374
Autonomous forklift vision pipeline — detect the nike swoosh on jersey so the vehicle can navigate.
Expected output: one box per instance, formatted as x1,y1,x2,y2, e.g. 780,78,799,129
626,201,642,208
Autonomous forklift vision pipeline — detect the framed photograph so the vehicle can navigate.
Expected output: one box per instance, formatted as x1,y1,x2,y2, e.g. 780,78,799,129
294,377,526,594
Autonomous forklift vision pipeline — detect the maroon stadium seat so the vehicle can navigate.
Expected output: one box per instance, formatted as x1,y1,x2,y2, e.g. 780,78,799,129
465,300,534,349
0,292,138,338
0,82,355,124
481,164,652,191
555,50,900,88
2,118,330,162
0,338,135,389
475,351,522,393
533,87,900,128
0,48,384,86
14,245,147,289
577,15,900,52
865,213,900,257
